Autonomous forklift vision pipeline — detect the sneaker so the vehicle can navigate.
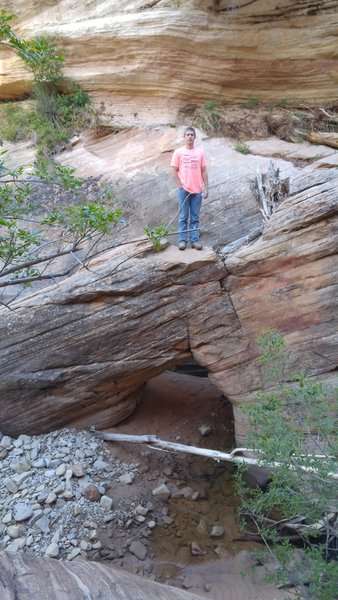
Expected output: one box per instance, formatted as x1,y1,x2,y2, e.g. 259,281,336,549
191,242,203,250
178,242,187,250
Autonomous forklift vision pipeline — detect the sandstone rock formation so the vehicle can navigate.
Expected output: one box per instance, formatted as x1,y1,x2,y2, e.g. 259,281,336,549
1,1,338,126
0,165,337,444
0,551,204,600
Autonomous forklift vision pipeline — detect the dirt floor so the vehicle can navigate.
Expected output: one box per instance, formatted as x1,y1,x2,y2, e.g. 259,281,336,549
97,371,288,600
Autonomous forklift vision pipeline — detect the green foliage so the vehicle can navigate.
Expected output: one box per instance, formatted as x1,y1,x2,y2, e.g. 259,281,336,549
235,329,338,599
242,96,261,109
12,35,64,85
0,154,123,294
0,103,36,142
44,203,123,239
0,9,15,40
0,10,93,154
144,224,169,251
0,89,93,154
0,10,124,300
0,9,64,86
235,141,251,154
203,101,219,112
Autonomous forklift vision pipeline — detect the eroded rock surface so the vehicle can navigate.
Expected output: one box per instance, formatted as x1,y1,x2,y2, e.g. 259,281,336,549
1,1,338,124
0,166,337,443
0,550,205,600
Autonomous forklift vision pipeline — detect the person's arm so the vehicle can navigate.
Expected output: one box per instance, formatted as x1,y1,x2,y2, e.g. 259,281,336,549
202,165,209,199
171,166,182,188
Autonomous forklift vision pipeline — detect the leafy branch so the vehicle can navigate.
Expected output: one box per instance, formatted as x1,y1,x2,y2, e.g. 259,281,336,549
235,329,337,599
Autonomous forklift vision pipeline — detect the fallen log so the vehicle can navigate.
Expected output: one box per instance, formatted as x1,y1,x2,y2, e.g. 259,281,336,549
306,131,338,149
97,432,338,480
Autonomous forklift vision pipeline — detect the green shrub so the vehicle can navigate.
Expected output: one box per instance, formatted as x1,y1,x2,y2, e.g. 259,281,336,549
235,329,338,600
144,224,169,251
242,96,261,109
203,100,219,112
0,103,36,141
234,141,250,154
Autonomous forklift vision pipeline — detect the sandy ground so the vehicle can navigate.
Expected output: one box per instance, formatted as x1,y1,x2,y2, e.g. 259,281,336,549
101,371,288,600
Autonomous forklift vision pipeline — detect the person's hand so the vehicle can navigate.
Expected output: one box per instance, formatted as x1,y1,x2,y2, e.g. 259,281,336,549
203,190,209,199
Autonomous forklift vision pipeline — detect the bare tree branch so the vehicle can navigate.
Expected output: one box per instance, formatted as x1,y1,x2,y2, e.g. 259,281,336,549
96,432,338,480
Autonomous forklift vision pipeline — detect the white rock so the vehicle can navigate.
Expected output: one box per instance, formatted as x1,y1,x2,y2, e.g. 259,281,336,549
55,463,67,476
45,492,57,505
210,525,225,539
6,525,21,539
34,515,50,533
135,515,146,524
11,458,31,474
1,436,12,448
152,484,171,500
67,547,81,561
100,495,113,510
2,512,12,524
4,477,18,494
80,540,89,551
14,503,33,522
119,473,135,485
6,538,26,552
135,505,149,516
147,520,156,529
45,542,59,558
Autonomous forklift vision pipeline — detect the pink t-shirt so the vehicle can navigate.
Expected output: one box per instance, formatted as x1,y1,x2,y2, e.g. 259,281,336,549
170,146,206,194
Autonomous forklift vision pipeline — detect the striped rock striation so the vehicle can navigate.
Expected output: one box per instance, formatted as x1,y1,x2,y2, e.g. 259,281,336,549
1,1,338,126
0,166,337,444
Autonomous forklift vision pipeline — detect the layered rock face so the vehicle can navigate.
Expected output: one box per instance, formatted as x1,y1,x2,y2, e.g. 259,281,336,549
2,1,338,125
0,166,337,443
0,550,203,600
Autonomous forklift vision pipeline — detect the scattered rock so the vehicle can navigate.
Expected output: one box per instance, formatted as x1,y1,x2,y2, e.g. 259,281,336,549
4,478,18,494
196,519,209,536
0,428,139,561
129,540,147,560
152,484,171,501
45,542,59,558
72,464,87,477
100,495,113,510
14,504,33,522
198,424,213,437
67,547,81,561
119,473,135,485
6,525,22,539
83,484,101,502
11,458,31,474
210,525,225,539
190,541,207,556
182,573,204,589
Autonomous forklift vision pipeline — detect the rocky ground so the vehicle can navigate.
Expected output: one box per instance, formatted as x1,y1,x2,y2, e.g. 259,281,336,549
0,426,144,561
0,372,287,599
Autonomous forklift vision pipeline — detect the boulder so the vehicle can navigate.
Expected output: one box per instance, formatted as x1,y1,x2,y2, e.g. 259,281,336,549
0,550,204,600
0,166,337,444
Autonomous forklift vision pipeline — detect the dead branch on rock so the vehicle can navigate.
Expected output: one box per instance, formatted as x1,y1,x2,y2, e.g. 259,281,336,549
255,161,289,221
305,131,338,149
97,432,338,480
219,226,263,256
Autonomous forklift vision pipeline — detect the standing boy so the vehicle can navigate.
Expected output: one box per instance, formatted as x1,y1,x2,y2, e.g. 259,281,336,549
171,127,208,250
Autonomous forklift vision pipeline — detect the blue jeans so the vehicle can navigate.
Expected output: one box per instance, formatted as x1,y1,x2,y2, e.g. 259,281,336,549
178,188,202,243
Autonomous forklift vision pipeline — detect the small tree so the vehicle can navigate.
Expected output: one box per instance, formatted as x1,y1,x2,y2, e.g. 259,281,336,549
235,329,337,600
0,154,123,304
0,10,124,305
0,9,94,154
